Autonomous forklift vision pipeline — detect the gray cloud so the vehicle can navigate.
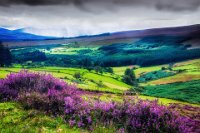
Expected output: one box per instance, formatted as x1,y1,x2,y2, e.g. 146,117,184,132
155,0,200,11
0,4,199,37
0,0,199,37
0,0,200,11
0,0,82,6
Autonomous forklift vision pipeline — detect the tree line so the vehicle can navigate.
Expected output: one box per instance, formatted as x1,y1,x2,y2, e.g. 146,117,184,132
0,42,12,67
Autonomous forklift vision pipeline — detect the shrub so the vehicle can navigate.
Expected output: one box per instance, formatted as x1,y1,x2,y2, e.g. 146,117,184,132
0,70,78,114
97,80,104,88
138,70,175,82
169,103,200,133
73,72,81,80
64,96,93,128
104,67,114,74
64,98,195,133
94,66,103,74
122,68,137,85
18,89,75,115
116,100,191,133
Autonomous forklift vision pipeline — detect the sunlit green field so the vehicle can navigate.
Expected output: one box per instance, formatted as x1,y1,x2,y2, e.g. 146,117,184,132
143,80,200,104
147,59,200,85
0,102,117,133
113,59,200,86
0,66,131,94
42,47,99,55
0,102,83,133
83,93,200,107
1,58,200,105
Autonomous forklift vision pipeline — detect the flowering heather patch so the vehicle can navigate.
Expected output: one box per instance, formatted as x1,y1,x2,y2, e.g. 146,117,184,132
0,70,79,114
65,96,93,128
64,98,195,133
169,104,200,133
0,71,198,132
0,70,77,100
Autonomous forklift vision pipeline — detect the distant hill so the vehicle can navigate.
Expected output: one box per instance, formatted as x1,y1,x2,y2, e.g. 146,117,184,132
1,24,200,48
0,27,53,41
108,24,200,38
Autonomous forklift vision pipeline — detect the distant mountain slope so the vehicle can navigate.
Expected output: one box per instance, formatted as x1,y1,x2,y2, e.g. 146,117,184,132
0,27,53,41
71,24,200,46
109,24,200,38
2,24,200,48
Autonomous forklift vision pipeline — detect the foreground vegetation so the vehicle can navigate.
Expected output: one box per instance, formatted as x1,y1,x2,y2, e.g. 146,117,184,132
0,102,82,133
0,102,120,133
0,71,199,133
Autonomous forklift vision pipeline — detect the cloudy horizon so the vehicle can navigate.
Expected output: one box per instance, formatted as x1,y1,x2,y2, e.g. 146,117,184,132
0,0,200,37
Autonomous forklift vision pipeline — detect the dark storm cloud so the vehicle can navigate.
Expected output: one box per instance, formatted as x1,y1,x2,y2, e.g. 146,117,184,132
0,0,80,6
0,0,84,6
0,0,199,37
0,0,200,11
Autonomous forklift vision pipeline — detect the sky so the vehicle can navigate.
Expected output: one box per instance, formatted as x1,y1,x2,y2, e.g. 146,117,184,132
0,0,200,37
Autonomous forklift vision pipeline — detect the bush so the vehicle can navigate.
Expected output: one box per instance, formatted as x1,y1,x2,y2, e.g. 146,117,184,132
138,70,175,82
64,98,195,132
73,72,81,80
0,70,78,115
104,67,114,74
122,68,137,85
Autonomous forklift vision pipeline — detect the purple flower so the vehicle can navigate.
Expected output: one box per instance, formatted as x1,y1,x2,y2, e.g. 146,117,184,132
77,121,84,127
87,116,92,124
69,120,76,126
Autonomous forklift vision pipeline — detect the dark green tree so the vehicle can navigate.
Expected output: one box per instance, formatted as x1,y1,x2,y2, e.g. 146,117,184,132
73,72,81,80
122,68,137,85
97,80,103,88
104,67,114,74
94,66,103,74
0,42,12,67
81,58,92,68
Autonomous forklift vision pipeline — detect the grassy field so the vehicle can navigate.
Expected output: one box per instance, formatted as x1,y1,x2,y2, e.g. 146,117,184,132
140,59,200,85
112,59,200,105
42,47,99,55
0,102,117,133
142,80,200,104
1,59,200,105
113,59,200,85
83,93,200,107
0,102,83,133
0,66,131,94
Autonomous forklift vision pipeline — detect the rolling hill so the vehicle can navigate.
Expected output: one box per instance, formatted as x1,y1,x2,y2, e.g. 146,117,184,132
1,24,200,48
0,27,53,41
